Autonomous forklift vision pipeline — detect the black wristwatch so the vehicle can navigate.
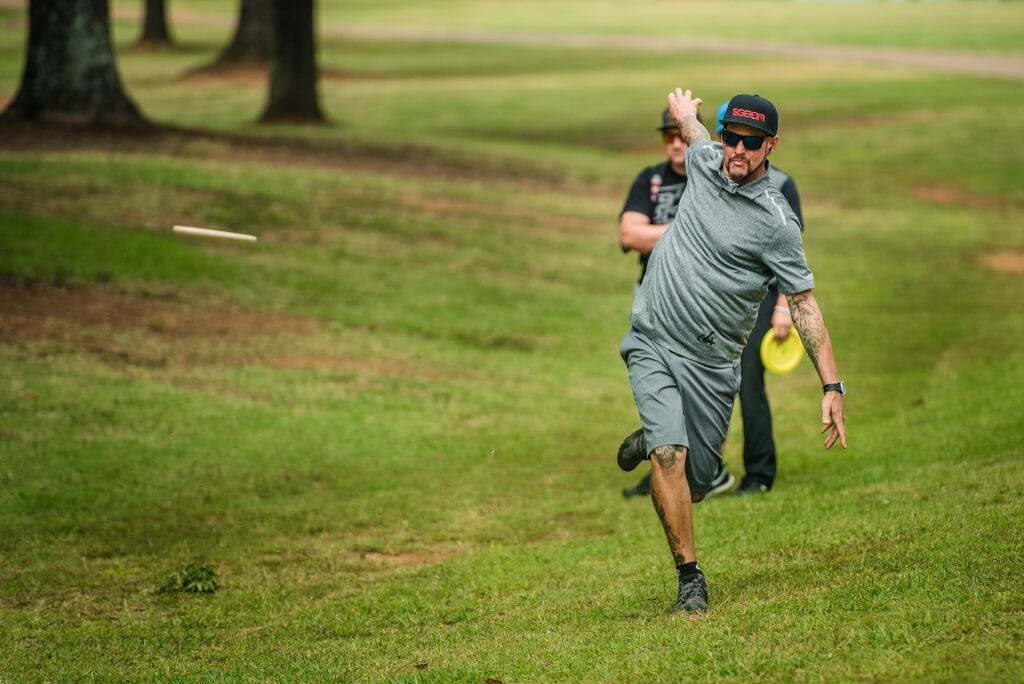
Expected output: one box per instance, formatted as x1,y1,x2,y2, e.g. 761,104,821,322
823,381,846,396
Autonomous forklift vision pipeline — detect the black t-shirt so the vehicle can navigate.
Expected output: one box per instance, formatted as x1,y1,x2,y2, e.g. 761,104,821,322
620,160,688,284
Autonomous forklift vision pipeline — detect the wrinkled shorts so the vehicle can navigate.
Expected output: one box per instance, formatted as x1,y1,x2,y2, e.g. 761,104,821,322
619,327,740,492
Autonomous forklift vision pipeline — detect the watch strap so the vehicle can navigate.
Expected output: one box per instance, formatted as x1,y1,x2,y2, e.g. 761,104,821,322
823,381,845,395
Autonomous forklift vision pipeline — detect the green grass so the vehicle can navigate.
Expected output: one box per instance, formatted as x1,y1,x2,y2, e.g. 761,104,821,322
326,0,1024,52
97,0,1024,53
2,2,1024,681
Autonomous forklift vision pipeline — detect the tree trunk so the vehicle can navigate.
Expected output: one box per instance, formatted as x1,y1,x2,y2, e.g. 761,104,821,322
2,0,146,126
138,0,173,46
259,0,324,123
214,0,273,66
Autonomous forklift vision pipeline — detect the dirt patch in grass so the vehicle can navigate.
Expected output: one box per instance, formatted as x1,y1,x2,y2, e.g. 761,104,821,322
1,275,309,342
0,275,449,380
360,550,458,567
0,275,309,367
980,251,1024,274
912,185,1008,211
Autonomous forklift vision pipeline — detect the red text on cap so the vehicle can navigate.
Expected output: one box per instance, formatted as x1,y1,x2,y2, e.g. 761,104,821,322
731,107,766,123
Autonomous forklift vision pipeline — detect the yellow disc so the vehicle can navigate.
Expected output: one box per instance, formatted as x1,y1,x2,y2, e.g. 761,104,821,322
760,328,803,375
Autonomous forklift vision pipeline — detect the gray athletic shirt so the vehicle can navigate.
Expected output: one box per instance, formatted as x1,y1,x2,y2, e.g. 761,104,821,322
629,139,814,367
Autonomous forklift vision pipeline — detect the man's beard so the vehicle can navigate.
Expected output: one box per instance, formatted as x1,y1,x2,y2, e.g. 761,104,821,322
725,155,755,183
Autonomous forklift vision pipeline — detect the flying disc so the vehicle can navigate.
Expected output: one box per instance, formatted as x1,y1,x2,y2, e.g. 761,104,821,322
760,328,803,375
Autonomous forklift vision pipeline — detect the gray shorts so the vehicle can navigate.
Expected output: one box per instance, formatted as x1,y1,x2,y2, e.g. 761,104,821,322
619,328,740,492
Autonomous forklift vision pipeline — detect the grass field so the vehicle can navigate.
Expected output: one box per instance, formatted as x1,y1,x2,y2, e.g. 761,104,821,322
2,2,1023,681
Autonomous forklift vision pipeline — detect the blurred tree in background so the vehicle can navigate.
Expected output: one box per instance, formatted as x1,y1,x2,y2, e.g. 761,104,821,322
2,0,146,125
1,0,326,127
259,0,324,123
204,0,272,70
137,0,173,48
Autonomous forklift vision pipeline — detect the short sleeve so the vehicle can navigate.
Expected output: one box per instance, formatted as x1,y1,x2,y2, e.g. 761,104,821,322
764,218,815,294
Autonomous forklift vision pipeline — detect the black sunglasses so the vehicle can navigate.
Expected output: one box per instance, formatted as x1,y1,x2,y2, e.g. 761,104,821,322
721,130,770,151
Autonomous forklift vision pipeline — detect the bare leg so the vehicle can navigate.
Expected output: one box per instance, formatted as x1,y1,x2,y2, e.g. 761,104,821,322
649,445,696,565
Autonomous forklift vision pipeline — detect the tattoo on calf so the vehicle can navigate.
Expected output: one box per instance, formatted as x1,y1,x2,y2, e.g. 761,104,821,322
652,445,679,468
651,493,686,565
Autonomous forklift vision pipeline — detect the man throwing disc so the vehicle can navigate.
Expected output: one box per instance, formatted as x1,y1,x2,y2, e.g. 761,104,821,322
616,89,847,616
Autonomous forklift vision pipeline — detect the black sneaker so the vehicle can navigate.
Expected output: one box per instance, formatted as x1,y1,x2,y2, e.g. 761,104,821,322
706,466,735,498
734,480,770,496
622,472,651,498
616,428,647,472
673,572,709,615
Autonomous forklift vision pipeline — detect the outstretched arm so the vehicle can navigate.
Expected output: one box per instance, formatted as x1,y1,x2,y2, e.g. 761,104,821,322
786,289,847,450
667,88,710,146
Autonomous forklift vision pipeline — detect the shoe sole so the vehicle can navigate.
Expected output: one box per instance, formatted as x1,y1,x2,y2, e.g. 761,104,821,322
706,471,735,498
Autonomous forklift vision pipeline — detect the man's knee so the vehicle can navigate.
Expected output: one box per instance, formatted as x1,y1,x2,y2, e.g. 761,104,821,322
650,445,685,469
651,446,708,503
651,444,684,471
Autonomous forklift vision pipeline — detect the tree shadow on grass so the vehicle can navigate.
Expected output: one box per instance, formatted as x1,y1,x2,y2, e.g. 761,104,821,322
0,118,587,192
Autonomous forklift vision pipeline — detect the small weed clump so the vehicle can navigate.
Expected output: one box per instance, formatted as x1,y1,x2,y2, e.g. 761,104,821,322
160,564,219,594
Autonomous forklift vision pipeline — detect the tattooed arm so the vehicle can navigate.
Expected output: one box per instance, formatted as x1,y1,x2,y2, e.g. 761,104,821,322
667,88,711,146
786,289,848,450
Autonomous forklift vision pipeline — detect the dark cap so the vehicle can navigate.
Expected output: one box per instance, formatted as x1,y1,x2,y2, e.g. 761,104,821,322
717,94,778,136
658,106,703,131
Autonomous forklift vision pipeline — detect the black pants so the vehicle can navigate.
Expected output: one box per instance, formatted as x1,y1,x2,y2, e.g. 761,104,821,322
738,288,778,488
